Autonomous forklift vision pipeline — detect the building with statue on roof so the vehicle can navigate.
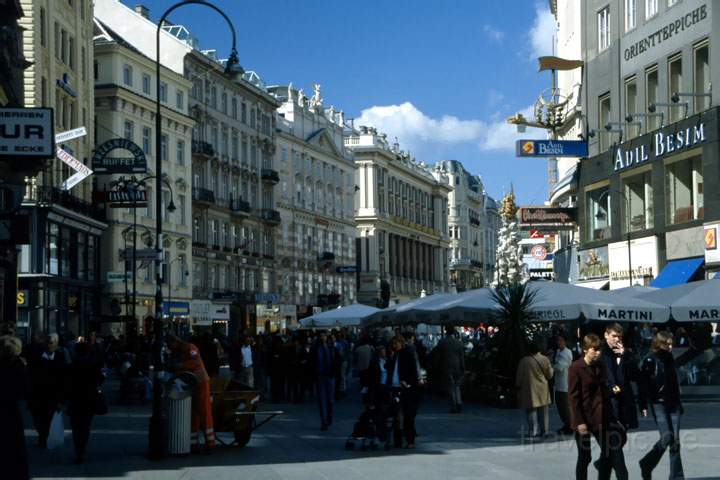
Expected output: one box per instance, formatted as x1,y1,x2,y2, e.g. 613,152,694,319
345,127,451,306
433,160,501,291
267,83,357,321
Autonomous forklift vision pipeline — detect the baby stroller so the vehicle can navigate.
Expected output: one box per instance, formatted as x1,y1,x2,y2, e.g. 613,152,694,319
345,388,392,451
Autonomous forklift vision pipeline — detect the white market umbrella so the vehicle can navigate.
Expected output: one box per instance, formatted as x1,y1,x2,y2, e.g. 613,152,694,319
402,288,496,326
361,293,457,327
609,285,659,297
300,303,381,328
526,282,670,323
640,279,720,322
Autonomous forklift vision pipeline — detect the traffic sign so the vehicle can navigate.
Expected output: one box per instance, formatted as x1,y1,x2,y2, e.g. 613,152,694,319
515,139,588,158
531,244,548,261
55,126,87,143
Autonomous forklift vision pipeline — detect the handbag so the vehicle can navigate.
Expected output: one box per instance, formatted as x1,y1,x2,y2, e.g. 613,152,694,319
94,386,109,415
47,411,65,450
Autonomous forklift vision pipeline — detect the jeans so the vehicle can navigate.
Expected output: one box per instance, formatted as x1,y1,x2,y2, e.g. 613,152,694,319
525,405,549,436
317,376,335,426
640,404,684,479
575,425,628,480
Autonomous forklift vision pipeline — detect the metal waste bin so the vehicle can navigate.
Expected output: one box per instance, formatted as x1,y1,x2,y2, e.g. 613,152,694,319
166,383,192,454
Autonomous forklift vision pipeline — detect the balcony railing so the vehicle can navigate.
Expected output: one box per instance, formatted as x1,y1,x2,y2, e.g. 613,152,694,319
260,208,281,224
192,140,214,157
318,251,335,262
36,187,106,222
230,198,251,214
261,168,280,184
192,187,215,204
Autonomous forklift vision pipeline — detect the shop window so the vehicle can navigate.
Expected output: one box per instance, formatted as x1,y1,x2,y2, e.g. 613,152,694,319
625,77,639,138
598,6,610,51
61,228,71,277
48,223,59,275
586,185,611,240
88,236,97,281
622,170,653,232
78,232,87,280
598,93,611,151
666,154,703,224
646,66,660,130
694,41,710,113
668,54,683,123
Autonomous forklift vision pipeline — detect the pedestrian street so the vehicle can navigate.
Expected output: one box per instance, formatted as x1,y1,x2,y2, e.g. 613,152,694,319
27,393,720,479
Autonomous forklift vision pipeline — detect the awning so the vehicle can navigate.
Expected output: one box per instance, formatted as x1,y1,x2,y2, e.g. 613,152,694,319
575,279,609,290
651,257,704,288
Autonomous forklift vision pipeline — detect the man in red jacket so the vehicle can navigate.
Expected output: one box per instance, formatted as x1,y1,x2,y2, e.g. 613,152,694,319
568,333,628,480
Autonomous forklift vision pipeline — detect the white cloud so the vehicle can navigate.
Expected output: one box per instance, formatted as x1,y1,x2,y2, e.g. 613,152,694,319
529,4,556,59
487,89,505,107
355,102,546,155
482,24,505,42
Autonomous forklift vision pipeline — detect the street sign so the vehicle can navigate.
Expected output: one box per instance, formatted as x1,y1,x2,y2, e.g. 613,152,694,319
531,244,548,261
92,138,147,174
119,248,159,261
0,107,55,158
55,126,87,143
57,147,93,190
515,139,588,158
336,265,357,273
106,271,132,283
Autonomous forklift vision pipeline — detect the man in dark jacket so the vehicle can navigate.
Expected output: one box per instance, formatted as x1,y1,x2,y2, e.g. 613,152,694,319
435,326,466,413
386,335,420,449
569,333,628,480
309,331,340,431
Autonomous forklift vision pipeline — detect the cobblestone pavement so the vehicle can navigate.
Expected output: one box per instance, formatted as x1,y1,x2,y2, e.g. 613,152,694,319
27,392,720,480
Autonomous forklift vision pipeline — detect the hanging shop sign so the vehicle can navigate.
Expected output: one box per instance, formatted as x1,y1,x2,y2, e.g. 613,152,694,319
92,138,147,174
614,123,706,172
0,108,54,158
515,139,588,158
163,301,190,316
519,207,576,227
578,246,609,281
105,188,148,208
57,147,93,190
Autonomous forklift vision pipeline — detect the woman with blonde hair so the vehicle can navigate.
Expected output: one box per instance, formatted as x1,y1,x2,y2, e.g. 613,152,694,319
0,335,29,479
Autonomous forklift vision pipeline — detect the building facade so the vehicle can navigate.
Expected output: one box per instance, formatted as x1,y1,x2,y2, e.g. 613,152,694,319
346,127,451,306
269,84,357,321
576,0,718,290
93,19,194,335
434,160,499,291
17,0,107,339
185,50,280,335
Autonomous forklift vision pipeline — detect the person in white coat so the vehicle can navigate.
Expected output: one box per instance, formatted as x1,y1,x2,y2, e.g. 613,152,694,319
553,336,574,435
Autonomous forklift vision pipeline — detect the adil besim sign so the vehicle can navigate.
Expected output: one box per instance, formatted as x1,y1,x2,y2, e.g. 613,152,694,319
614,123,706,172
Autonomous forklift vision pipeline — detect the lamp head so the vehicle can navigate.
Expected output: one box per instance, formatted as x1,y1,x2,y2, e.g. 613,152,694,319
648,103,656,113
224,48,245,81
587,129,596,138
168,199,177,212
604,123,612,131
671,93,680,103
625,114,633,123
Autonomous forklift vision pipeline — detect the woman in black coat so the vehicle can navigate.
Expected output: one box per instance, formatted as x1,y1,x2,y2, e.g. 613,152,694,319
0,335,29,480
68,342,105,464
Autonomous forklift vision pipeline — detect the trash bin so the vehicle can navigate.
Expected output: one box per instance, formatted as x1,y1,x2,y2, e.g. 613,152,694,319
166,379,192,454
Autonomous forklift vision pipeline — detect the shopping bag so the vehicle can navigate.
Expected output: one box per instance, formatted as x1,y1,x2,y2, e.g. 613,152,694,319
46,411,65,450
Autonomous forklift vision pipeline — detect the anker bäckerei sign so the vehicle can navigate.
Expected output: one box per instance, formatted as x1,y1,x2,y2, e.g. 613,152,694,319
519,207,577,226
613,123,706,172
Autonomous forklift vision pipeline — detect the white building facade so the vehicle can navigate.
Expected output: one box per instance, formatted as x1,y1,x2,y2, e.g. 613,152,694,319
93,19,194,333
268,84,357,320
346,127,451,306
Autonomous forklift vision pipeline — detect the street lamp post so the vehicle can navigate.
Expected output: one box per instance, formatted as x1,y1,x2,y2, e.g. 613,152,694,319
596,188,633,287
150,0,243,459
167,254,187,334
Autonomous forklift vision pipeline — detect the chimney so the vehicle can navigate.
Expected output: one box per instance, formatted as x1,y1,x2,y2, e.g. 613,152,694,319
135,4,150,19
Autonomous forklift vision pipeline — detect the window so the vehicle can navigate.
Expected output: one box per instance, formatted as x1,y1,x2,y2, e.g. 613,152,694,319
598,93,612,151
54,23,60,58
666,154,703,224
221,92,227,114
210,86,217,109
159,82,168,102
61,29,68,63
41,77,47,106
625,77,639,138
176,140,185,165
668,54,683,122
40,8,47,47
622,170,653,232
123,64,133,86
161,134,168,161
68,36,75,69
241,103,247,123
625,0,636,31
646,0,658,18
176,90,184,110
123,120,134,141
231,98,238,119
142,127,151,154
668,0,677,6
646,66,660,130
694,42,710,113
587,185,611,241
598,6,610,51
138,73,149,95
231,134,238,161
81,47,86,80
47,223,59,275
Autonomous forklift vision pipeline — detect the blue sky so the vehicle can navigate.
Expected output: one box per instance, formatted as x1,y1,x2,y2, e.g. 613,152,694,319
122,0,557,204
